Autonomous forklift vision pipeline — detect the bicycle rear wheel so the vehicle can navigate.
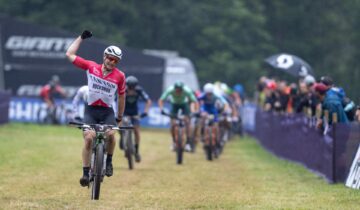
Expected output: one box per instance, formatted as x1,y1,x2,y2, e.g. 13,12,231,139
91,143,104,200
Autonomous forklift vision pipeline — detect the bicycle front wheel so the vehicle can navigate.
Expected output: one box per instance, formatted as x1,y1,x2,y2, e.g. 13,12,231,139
176,127,184,164
126,130,134,170
91,143,104,200
206,127,213,161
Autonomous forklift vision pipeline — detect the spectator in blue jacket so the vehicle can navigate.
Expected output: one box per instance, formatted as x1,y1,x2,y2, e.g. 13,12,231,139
314,83,348,129
320,76,356,121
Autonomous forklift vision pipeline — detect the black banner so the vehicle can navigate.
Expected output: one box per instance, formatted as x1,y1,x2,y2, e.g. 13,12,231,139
0,15,165,99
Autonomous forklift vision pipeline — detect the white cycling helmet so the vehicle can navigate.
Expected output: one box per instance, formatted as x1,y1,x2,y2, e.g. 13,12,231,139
104,45,122,59
304,75,315,86
203,83,214,93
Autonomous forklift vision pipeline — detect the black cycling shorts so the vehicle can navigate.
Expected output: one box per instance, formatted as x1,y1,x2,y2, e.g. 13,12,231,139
84,105,116,125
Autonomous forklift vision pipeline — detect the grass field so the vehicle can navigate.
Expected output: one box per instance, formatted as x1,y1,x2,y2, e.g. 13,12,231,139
0,123,359,209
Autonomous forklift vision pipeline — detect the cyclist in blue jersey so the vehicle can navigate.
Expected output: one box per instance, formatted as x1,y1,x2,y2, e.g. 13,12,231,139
198,83,228,137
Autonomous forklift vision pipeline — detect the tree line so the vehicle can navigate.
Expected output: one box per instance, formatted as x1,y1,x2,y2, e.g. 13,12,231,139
0,0,358,102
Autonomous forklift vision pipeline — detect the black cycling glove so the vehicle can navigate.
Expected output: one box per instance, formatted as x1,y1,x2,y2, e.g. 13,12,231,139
140,112,148,118
161,109,167,115
81,30,92,39
116,116,123,123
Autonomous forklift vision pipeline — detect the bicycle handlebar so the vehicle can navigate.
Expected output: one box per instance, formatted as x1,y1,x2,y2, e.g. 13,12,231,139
161,110,201,120
68,121,134,130
161,111,185,120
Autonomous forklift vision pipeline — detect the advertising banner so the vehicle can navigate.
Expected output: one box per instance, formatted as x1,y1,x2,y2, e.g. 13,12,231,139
9,97,171,128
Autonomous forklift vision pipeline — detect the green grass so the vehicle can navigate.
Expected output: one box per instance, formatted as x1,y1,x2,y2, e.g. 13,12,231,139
0,123,359,209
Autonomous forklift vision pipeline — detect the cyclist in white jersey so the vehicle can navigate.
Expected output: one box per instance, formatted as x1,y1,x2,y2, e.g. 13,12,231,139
66,30,126,187
72,85,88,121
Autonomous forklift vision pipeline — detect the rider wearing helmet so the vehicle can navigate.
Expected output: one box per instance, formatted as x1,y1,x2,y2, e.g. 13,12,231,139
66,30,126,187
158,81,199,151
120,75,152,162
198,83,229,151
198,83,228,123
39,76,67,124
40,76,67,109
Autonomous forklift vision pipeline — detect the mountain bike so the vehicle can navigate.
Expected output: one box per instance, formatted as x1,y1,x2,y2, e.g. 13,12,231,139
162,110,187,164
37,105,58,124
190,113,201,153
201,114,218,161
69,121,133,200
37,101,73,124
218,112,233,153
119,115,145,170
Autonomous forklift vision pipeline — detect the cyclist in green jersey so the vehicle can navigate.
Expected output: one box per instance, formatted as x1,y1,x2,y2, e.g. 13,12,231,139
158,81,199,151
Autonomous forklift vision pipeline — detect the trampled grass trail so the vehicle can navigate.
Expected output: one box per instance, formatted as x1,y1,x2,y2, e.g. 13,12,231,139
0,123,359,209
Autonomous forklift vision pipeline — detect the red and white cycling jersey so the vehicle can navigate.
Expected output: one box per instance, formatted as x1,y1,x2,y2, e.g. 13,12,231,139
72,56,125,108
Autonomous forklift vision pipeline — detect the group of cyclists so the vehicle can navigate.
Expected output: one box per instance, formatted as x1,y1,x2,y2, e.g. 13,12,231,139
37,30,245,188
158,81,242,154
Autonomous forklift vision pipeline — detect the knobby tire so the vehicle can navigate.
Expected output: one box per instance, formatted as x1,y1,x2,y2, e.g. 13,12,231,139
91,143,104,200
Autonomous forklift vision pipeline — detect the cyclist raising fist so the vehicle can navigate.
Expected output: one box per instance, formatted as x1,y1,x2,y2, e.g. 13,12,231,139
66,30,126,187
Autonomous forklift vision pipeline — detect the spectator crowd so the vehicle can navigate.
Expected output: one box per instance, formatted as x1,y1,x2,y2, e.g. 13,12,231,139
255,75,360,128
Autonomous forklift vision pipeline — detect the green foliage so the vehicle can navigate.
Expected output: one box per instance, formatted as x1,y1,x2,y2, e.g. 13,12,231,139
0,0,358,101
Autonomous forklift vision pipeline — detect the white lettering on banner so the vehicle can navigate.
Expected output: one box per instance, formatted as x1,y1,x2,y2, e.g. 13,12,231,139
148,107,170,126
5,36,73,51
16,85,78,97
12,50,66,58
5,36,74,59
8,101,15,119
15,102,32,120
9,98,76,123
